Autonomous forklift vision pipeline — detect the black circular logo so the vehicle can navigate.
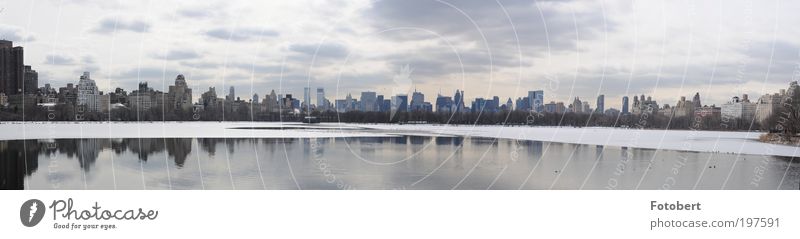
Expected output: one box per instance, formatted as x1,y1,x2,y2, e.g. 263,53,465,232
20,199,45,227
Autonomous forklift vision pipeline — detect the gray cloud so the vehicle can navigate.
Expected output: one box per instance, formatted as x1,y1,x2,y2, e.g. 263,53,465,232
43,54,76,65
205,27,278,41
228,62,286,75
82,55,96,64
180,60,220,69
359,0,617,94
113,67,183,85
93,18,151,34
175,3,230,19
5,0,799,108
289,42,349,59
151,49,201,60
178,8,212,19
365,0,614,54
0,25,36,42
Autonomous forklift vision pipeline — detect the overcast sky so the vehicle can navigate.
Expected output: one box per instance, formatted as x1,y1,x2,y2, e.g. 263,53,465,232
1,0,798,109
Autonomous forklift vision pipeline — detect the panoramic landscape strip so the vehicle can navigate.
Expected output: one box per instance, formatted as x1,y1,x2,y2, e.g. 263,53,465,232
1,40,800,146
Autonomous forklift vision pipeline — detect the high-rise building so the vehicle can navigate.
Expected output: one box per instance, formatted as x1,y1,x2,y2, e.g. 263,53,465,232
622,96,629,114
755,88,787,124
722,95,756,122
596,95,605,113
129,82,155,110
227,86,235,101
282,94,295,110
264,90,279,113
77,72,101,112
23,65,37,94
516,97,530,111
303,87,311,108
316,87,325,111
632,94,658,115
583,101,591,113
167,74,192,111
453,89,464,112
673,94,697,118
544,101,557,113
490,96,500,112
200,87,218,109
376,95,385,112
528,90,544,112
692,92,702,108
383,99,391,113
572,97,583,113
392,94,408,113
361,91,377,112
410,89,424,111
0,40,24,95
556,102,565,113
471,98,487,113
110,87,128,105
344,93,354,112
335,99,347,112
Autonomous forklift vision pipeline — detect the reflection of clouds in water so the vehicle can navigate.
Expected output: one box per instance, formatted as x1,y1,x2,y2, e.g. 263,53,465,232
0,137,798,190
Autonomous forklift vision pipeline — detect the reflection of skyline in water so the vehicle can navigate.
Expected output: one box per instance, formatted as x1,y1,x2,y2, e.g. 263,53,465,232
0,136,798,190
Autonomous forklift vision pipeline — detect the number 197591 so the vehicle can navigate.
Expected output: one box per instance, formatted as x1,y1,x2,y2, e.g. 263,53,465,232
739,217,780,228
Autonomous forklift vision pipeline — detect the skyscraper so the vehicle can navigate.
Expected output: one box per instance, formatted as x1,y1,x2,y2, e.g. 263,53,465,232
0,40,24,95
435,94,453,113
345,93,354,111
227,86,235,101
23,65,37,94
167,74,192,111
622,96,629,114
316,87,325,110
376,95,385,112
453,89,464,112
572,97,583,113
392,94,408,113
77,72,101,112
596,94,605,113
411,89,424,111
361,91,377,112
303,87,311,108
528,90,543,112
692,92,701,108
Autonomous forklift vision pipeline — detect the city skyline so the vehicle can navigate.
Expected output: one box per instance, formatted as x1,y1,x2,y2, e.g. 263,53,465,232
2,38,796,117
1,1,798,110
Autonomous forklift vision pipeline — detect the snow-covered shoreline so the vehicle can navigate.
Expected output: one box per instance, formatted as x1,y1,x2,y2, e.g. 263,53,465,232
361,124,800,157
1,121,799,157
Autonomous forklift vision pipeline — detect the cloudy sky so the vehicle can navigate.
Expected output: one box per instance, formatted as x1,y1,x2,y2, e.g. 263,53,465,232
1,0,798,109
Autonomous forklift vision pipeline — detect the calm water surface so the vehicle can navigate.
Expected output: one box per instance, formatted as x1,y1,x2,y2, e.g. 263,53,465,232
1,136,798,189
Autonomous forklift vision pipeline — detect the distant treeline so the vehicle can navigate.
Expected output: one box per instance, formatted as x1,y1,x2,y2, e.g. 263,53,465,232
1,101,797,134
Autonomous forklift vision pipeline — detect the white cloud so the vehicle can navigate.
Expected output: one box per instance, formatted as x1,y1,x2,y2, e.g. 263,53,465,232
2,0,798,109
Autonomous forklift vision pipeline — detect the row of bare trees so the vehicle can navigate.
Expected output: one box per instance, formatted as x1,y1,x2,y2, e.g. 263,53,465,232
2,87,799,137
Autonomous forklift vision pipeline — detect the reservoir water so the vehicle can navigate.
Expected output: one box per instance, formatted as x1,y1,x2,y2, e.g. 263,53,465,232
1,136,798,189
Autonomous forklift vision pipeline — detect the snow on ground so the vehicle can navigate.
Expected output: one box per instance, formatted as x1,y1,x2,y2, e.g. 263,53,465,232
1,121,799,157
362,124,800,157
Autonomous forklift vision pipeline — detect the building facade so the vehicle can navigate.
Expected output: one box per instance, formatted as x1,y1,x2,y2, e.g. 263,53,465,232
77,72,101,112
167,74,192,112
0,40,24,95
